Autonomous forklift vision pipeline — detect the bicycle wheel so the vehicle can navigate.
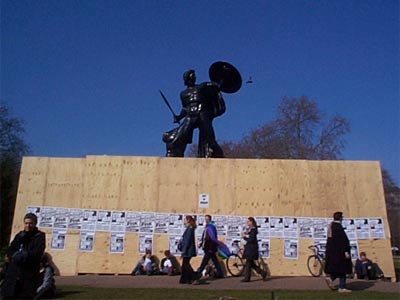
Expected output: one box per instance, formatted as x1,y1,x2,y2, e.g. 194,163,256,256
307,255,323,277
226,253,245,277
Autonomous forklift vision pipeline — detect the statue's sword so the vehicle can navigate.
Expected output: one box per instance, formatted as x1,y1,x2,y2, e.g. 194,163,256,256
159,90,179,123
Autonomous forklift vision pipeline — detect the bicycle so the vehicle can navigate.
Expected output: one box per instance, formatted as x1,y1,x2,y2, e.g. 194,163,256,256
307,245,325,277
226,244,270,278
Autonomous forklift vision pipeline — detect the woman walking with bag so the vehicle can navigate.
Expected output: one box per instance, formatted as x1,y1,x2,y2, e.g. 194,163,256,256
241,217,267,282
179,215,200,284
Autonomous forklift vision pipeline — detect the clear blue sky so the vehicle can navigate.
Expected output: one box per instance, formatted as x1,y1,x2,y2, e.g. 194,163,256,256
2,0,399,184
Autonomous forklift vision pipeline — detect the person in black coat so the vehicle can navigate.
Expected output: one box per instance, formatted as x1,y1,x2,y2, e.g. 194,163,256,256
1,213,46,299
324,211,353,293
179,215,200,284
241,217,267,282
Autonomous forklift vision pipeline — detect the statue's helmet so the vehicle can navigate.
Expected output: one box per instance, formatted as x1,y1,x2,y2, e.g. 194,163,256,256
183,69,196,85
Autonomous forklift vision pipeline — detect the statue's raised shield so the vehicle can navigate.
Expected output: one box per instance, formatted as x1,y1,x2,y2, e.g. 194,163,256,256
209,61,242,94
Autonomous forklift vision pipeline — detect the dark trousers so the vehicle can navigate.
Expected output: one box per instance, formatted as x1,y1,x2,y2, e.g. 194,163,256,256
330,274,346,289
179,257,197,284
196,252,224,278
360,263,384,279
243,259,264,281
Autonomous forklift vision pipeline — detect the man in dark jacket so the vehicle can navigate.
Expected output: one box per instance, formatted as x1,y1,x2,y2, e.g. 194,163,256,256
195,215,224,278
324,211,353,293
1,213,46,299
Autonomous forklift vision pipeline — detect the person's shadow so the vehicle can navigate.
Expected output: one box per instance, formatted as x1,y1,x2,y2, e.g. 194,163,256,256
346,281,375,291
53,289,82,298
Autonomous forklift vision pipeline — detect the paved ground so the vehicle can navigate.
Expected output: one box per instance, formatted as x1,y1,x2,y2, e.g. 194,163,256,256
57,275,399,293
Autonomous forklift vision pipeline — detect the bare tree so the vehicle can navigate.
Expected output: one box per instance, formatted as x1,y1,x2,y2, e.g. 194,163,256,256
382,169,400,249
221,96,350,160
0,104,30,248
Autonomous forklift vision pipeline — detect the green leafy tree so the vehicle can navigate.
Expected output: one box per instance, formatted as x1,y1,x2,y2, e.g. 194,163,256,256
0,104,30,248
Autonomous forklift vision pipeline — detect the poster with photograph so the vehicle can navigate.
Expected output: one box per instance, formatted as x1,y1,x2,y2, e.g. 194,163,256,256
53,207,69,229
270,217,284,238
369,217,385,239
109,232,125,253
50,229,66,250
168,213,184,235
213,215,227,236
350,240,359,260
298,217,313,238
96,210,112,231
154,213,169,234
255,216,270,238
284,239,298,259
38,206,56,228
110,211,126,232
225,236,241,254
342,218,356,240
26,206,41,219
258,238,270,258
313,239,327,259
355,218,370,239
196,214,206,227
197,235,204,256
79,231,95,252
68,208,83,230
226,216,242,240
313,218,328,239
169,235,182,256
82,209,97,231
125,211,140,232
139,212,155,233
283,217,298,238
138,233,153,253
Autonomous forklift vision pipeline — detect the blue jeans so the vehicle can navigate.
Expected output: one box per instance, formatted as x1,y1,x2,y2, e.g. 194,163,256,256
131,261,153,275
330,274,346,289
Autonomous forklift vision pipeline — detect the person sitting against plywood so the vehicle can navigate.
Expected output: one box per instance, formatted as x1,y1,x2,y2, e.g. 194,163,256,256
160,250,181,275
130,249,159,276
354,252,384,280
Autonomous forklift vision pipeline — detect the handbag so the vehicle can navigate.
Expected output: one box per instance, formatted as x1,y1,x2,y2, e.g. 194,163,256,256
177,239,183,252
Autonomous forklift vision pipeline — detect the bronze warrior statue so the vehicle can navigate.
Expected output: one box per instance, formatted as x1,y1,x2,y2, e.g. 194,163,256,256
162,61,241,158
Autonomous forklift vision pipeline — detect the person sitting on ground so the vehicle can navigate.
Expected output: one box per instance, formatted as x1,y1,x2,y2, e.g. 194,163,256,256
131,249,159,276
160,250,181,276
355,252,384,280
35,253,56,299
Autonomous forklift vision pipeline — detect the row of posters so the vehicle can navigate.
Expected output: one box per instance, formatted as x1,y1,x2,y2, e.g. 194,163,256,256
27,205,378,259
50,229,362,261
27,205,385,240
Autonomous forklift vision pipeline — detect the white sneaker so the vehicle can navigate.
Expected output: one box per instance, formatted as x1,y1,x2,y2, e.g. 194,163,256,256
338,288,352,293
324,277,337,290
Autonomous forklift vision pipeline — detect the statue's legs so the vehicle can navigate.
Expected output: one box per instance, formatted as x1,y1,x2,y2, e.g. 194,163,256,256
163,118,195,157
198,115,224,158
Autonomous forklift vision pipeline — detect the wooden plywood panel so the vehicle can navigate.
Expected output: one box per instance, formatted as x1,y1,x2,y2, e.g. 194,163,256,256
119,156,159,212
11,155,395,279
83,156,123,210
12,157,49,238
196,158,236,215
46,230,80,275
158,158,199,214
44,157,85,208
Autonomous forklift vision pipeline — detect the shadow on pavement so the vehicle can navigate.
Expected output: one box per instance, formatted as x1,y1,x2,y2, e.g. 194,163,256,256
54,289,83,299
346,281,375,291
